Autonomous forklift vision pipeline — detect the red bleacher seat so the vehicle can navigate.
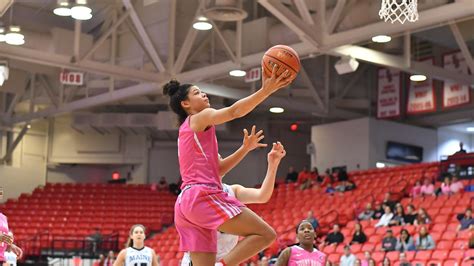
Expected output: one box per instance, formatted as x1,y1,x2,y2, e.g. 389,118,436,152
415,250,432,261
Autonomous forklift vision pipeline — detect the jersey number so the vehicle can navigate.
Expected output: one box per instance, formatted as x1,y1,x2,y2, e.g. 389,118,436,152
134,263,147,266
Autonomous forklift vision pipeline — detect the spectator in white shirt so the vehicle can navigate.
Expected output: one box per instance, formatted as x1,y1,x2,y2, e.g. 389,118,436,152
340,245,356,266
375,205,394,228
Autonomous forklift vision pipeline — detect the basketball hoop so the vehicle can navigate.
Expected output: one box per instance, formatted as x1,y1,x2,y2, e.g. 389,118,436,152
379,0,419,24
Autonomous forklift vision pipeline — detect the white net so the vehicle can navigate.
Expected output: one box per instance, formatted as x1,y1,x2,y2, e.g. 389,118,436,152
379,0,419,24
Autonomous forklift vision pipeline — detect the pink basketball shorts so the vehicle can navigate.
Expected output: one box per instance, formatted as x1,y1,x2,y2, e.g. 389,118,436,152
174,184,244,252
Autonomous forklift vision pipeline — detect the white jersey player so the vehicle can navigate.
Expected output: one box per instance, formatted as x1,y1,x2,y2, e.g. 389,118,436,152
113,225,159,266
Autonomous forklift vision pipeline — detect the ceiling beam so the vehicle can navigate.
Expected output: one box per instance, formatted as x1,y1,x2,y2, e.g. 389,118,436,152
258,0,321,48
0,44,165,83
324,0,474,48
327,0,346,33
82,10,131,61
209,20,237,63
449,22,474,73
122,0,166,72
329,45,474,86
299,67,326,111
293,0,314,25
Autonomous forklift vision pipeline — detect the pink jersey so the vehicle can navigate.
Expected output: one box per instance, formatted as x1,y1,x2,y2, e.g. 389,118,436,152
178,116,221,189
0,213,8,262
288,246,326,266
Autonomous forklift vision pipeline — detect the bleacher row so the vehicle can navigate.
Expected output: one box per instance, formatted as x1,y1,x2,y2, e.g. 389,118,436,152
0,183,176,251
1,162,473,266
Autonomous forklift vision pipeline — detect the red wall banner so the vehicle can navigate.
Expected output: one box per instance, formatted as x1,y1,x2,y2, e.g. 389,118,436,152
377,68,401,118
407,58,436,114
442,51,471,109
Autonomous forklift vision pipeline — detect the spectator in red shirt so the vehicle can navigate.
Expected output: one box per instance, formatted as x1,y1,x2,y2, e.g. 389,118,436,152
298,166,312,190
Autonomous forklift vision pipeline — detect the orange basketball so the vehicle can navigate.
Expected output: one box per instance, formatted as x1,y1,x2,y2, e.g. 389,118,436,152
261,45,300,80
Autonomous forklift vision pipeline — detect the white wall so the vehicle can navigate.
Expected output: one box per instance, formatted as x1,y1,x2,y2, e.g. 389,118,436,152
311,118,370,172
368,119,438,166
0,128,47,203
47,117,150,184
311,117,438,171
437,128,472,160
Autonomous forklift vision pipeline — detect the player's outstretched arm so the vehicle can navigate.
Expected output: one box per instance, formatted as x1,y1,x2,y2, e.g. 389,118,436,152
190,66,292,131
231,142,286,204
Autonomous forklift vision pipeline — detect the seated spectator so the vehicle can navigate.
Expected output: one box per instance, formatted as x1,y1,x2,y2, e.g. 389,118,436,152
368,259,376,266
381,229,397,252
285,166,298,183
325,224,344,245
399,252,412,266
382,192,397,211
311,167,323,183
382,257,391,266
410,180,422,198
403,204,417,225
338,169,349,182
420,178,435,196
351,222,367,244
306,210,319,230
457,208,474,231
157,176,168,190
104,250,115,266
372,203,384,220
414,208,431,226
396,229,414,252
358,203,374,221
361,251,372,266
86,228,103,253
415,226,435,250
440,176,452,195
339,245,356,266
355,259,362,266
450,176,464,194
375,205,394,227
259,256,269,266
389,204,405,226
325,184,335,194
298,166,312,190
469,229,474,249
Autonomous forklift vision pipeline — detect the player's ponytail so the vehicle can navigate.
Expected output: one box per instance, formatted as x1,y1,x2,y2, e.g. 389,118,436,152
163,79,194,124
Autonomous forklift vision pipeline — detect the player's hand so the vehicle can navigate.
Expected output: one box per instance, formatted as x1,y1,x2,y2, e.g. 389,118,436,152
268,142,286,163
0,233,13,245
262,64,294,94
242,125,267,152
10,244,23,259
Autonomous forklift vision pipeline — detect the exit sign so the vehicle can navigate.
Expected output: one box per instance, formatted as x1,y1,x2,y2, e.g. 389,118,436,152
244,67,261,83
60,71,84,86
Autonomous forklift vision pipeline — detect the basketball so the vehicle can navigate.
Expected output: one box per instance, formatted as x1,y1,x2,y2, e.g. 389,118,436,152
262,45,300,80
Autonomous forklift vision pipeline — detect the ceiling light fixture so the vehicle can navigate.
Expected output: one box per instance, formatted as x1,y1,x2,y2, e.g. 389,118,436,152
372,35,392,43
53,0,71,16
193,16,212,31
269,107,284,114
71,0,92,20
229,69,246,77
5,25,25,46
467,127,474,132
410,74,427,82
0,63,9,86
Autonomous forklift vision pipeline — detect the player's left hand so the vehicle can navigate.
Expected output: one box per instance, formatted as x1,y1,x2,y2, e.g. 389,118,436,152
10,244,23,259
268,141,286,163
242,125,267,152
